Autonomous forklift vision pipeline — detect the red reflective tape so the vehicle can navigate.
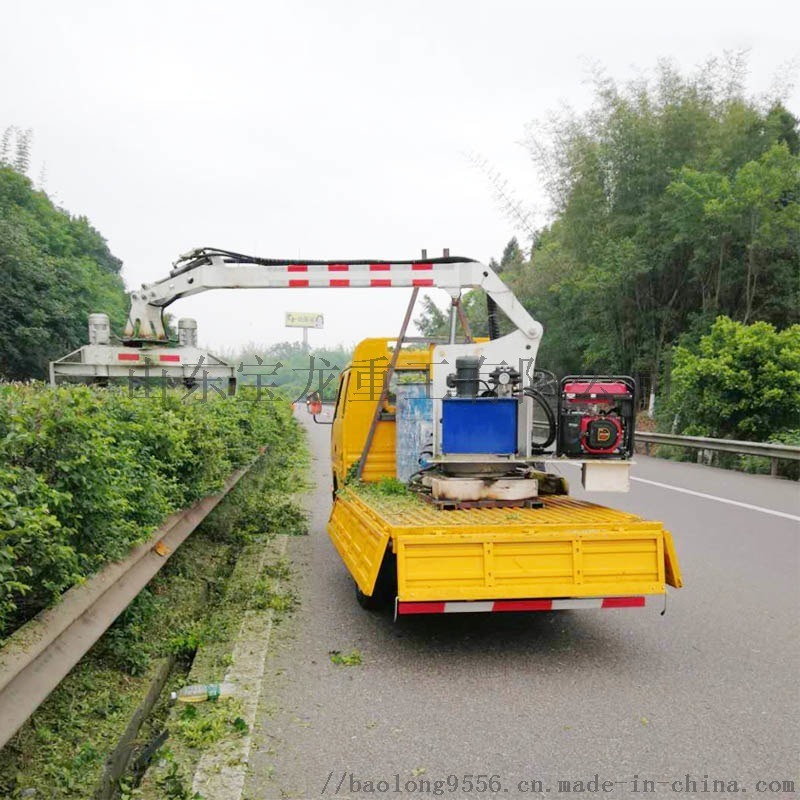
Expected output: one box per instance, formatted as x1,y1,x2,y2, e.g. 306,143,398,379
329,279,350,287
289,279,309,287
493,599,554,612
370,263,390,271
398,602,446,615
412,278,434,287
287,264,307,272
412,263,433,270
370,278,392,287
327,264,349,271
117,353,139,361
159,354,180,363
601,596,645,608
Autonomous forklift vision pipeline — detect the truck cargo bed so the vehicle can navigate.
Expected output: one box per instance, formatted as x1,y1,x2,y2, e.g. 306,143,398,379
328,487,682,606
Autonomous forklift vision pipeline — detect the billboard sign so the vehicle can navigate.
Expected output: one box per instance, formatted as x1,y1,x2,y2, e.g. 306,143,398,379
285,312,324,329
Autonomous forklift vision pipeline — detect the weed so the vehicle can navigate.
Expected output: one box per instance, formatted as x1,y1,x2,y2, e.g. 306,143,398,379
266,591,299,613
344,459,361,485
175,701,249,748
329,649,363,666
373,477,409,496
262,558,292,581
155,759,202,799
250,580,298,614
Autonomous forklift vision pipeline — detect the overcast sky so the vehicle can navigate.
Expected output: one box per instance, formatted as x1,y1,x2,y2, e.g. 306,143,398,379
3,0,798,354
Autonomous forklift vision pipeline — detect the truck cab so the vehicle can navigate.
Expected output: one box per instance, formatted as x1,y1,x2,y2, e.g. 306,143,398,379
331,338,435,493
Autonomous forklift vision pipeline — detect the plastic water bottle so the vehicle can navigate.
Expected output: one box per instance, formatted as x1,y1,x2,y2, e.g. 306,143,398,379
170,682,236,703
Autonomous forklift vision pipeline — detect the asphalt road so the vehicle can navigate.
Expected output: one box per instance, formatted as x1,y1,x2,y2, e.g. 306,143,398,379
246,415,799,799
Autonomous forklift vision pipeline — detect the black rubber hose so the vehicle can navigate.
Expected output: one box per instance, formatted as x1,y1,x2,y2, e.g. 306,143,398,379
486,295,501,340
524,387,557,452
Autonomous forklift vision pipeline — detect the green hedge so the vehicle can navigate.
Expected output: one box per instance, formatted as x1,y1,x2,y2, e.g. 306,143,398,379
0,384,294,638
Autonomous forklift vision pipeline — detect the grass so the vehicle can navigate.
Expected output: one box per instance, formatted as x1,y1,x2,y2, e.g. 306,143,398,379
329,649,363,666
0,530,227,798
174,701,249,748
348,480,424,514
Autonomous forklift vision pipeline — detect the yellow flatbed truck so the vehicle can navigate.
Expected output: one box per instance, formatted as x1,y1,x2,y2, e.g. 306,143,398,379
327,339,682,616
52,244,683,617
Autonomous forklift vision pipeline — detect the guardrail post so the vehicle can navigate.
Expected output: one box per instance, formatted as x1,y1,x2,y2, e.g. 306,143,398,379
771,457,778,478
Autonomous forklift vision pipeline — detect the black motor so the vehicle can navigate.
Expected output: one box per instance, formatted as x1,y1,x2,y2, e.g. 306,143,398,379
446,356,482,397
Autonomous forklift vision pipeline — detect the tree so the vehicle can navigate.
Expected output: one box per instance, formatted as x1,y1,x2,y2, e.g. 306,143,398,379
508,56,799,392
0,166,127,379
12,129,32,175
668,316,800,441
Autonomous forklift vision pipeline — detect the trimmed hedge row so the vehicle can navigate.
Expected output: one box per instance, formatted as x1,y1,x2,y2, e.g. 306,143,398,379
0,384,293,638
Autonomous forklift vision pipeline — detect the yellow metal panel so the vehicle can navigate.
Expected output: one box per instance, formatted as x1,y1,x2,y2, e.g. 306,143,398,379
396,529,666,601
582,537,664,587
327,491,391,596
336,338,434,485
663,529,683,588
348,491,659,532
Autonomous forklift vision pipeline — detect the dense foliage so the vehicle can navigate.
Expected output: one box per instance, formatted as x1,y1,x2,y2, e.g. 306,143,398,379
420,59,798,393
506,59,798,388
418,58,799,451
0,384,295,638
0,164,128,379
666,316,800,441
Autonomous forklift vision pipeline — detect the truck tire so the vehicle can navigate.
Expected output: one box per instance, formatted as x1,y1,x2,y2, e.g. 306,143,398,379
354,551,397,611
355,581,385,610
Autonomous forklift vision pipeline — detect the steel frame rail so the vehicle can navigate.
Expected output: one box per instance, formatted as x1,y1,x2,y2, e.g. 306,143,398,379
636,432,800,476
0,461,255,750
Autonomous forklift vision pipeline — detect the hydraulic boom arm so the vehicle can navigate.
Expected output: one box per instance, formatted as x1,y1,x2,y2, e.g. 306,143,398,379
123,247,543,344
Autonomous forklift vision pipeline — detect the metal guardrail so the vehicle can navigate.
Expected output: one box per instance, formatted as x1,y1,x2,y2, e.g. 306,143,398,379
635,432,800,476
0,458,259,750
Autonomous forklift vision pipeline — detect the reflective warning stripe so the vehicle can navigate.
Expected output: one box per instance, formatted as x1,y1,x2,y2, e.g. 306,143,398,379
259,263,448,288
397,596,650,615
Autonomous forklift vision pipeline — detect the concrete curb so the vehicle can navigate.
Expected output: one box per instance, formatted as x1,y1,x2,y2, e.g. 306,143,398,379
191,534,289,798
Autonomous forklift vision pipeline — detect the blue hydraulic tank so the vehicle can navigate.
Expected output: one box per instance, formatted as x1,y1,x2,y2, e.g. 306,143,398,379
441,397,518,454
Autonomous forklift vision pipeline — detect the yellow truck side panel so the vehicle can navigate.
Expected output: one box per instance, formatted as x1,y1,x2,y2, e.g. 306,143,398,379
328,490,392,596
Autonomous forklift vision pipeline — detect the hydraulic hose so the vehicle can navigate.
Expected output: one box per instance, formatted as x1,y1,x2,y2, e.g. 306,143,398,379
524,387,557,452
486,295,501,340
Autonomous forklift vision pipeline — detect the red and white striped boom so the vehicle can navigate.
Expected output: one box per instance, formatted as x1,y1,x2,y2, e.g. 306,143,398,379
123,248,542,343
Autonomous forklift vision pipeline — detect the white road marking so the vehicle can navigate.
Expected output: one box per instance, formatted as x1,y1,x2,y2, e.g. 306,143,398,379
556,462,799,522
629,477,800,522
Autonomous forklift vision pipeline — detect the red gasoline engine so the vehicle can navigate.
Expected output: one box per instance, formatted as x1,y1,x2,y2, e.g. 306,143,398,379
556,376,635,458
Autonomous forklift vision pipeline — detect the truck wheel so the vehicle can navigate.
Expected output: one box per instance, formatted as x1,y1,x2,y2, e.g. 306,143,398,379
355,581,385,610
354,551,397,611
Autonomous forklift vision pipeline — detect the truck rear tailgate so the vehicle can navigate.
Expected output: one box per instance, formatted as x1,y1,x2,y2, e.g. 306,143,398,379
328,489,682,602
